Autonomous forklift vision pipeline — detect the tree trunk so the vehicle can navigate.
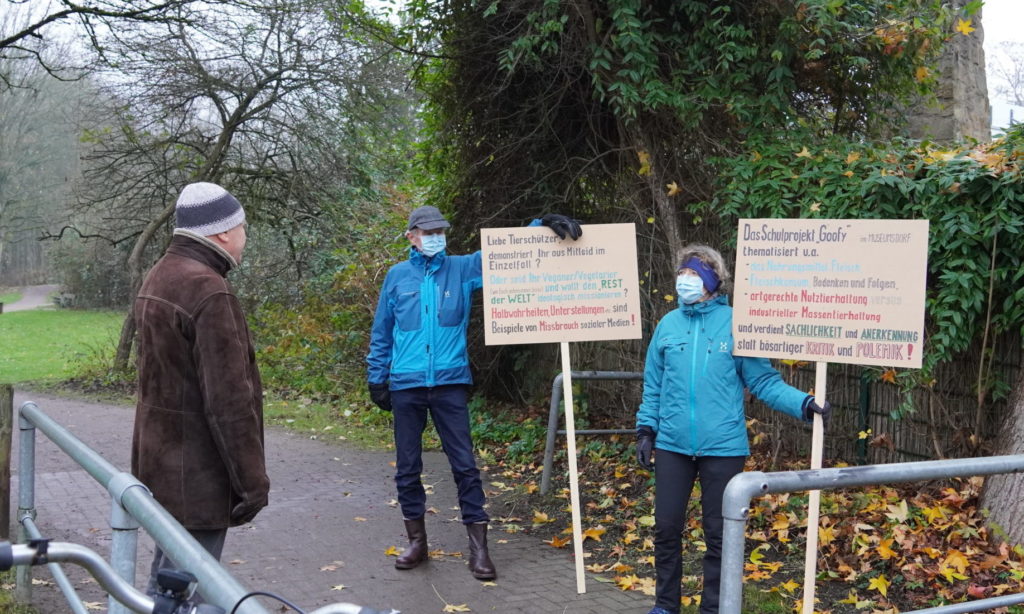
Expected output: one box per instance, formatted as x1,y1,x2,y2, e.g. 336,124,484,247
980,365,1024,544
629,127,683,260
112,200,176,371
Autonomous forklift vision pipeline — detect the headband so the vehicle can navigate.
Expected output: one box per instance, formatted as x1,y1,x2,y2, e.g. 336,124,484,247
679,257,721,293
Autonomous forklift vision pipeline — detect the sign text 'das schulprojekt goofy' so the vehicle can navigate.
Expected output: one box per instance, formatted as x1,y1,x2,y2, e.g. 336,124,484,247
481,223,642,345
732,219,929,368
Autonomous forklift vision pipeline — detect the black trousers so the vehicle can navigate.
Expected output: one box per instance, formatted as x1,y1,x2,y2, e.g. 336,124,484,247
653,451,746,614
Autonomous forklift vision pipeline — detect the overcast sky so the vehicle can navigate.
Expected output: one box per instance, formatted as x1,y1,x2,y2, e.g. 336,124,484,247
983,0,1023,130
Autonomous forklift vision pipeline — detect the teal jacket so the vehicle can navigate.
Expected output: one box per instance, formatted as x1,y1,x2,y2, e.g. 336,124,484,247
636,295,809,457
367,247,482,390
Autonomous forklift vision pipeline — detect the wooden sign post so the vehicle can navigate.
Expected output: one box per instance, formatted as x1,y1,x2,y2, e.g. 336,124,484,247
482,223,641,592
732,218,929,613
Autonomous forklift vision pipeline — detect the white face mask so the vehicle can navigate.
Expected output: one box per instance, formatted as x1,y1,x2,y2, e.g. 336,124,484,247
676,275,706,304
419,233,447,257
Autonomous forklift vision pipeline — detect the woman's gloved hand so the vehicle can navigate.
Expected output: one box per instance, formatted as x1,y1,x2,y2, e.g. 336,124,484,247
802,396,832,429
636,425,655,470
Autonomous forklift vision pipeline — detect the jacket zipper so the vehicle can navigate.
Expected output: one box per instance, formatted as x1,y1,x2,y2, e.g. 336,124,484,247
424,264,436,387
689,320,700,454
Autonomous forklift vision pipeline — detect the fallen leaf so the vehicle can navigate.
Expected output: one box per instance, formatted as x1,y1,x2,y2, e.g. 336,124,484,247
480,581,497,587
583,526,606,542
666,181,681,197
354,517,367,522
330,584,346,591
443,604,471,612
229,559,245,565
795,146,812,158
545,535,570,548
82,602,104,611
868,574,890,597
384,546,401,557
885,500,909,524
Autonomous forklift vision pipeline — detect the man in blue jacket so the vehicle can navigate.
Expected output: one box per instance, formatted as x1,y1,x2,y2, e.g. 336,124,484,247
367,205,581,580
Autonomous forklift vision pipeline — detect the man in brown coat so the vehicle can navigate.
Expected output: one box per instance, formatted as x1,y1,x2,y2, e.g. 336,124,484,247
132,181,269,595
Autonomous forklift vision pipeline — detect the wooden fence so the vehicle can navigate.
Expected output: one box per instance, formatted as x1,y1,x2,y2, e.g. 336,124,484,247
748,334,1022,466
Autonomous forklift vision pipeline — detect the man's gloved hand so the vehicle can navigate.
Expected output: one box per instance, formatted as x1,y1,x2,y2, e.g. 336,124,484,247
541,214,583,240
636,425,655,470
369,382,392,412
231,498,266,525
802,396,831,428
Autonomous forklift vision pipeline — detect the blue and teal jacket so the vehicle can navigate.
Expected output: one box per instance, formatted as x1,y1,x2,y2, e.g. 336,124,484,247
636,295,809,457
367,247,482,390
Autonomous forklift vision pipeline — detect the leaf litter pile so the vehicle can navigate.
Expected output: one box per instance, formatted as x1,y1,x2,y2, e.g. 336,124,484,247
478,421,1024,613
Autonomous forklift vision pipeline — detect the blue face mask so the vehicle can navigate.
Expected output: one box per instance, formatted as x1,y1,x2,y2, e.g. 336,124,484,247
419,233,446,257
676,275,706,305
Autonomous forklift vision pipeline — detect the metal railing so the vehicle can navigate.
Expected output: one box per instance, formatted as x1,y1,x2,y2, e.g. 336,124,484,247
540,371,642,495
15,400,391,614
720,455,1024,614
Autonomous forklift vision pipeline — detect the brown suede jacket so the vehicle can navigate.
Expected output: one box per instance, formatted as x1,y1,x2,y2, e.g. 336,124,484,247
132,235,269,530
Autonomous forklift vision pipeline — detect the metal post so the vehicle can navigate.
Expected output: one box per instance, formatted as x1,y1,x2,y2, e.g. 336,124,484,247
17,402,271,614
540,373,564,495
16,405,36,604
108,473,142,614
540,371,643,494
720,471,768,614
718,456,1024,614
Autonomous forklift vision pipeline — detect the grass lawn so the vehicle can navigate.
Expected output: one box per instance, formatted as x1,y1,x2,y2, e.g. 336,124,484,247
0,291,22,305
0,310,123,384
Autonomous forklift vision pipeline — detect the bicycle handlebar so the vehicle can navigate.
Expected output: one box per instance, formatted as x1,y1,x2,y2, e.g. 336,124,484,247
0,540,155,613
0,541,399,614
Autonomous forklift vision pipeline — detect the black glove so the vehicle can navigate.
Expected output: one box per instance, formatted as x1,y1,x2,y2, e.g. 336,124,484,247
802,396,831,428
369,382,392,412
636,425,655,470
540,213,583,240
231,497,266,525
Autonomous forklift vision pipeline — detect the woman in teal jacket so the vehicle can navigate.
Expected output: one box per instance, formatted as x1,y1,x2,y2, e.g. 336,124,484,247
636,244,830,614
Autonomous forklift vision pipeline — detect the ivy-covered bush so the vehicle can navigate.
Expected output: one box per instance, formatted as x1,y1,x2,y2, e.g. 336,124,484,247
696,123,1024,410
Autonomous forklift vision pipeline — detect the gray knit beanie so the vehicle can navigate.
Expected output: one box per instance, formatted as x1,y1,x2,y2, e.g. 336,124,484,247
175,182,246,236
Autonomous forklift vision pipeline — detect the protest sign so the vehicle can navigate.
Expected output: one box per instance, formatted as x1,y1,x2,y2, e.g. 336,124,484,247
481,223,642,345
733,219,929,368
480,222,641,594
732,218,929,614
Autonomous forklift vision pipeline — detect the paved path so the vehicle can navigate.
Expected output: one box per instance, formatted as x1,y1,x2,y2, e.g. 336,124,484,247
2,284,60,312
9,390,651,614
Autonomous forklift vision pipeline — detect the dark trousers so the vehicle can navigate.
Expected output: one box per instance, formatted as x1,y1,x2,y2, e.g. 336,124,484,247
147,528,227,601
653,451,746,614
391,385,488,524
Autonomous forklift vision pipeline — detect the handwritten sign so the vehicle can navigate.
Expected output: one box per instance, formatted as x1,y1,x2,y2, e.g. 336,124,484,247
481,223,642,345
732,219,928,368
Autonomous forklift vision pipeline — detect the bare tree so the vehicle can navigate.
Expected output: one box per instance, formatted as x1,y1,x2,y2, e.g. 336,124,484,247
988,41,1024,106
0,0,196,85
68,0,411,367
0,44,85,283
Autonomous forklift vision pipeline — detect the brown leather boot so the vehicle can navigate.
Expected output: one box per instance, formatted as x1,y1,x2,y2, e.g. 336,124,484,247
395,517,428,570
466,522,496,580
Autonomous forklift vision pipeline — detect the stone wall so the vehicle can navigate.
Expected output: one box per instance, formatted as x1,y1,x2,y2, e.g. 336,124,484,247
906,2,991,142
